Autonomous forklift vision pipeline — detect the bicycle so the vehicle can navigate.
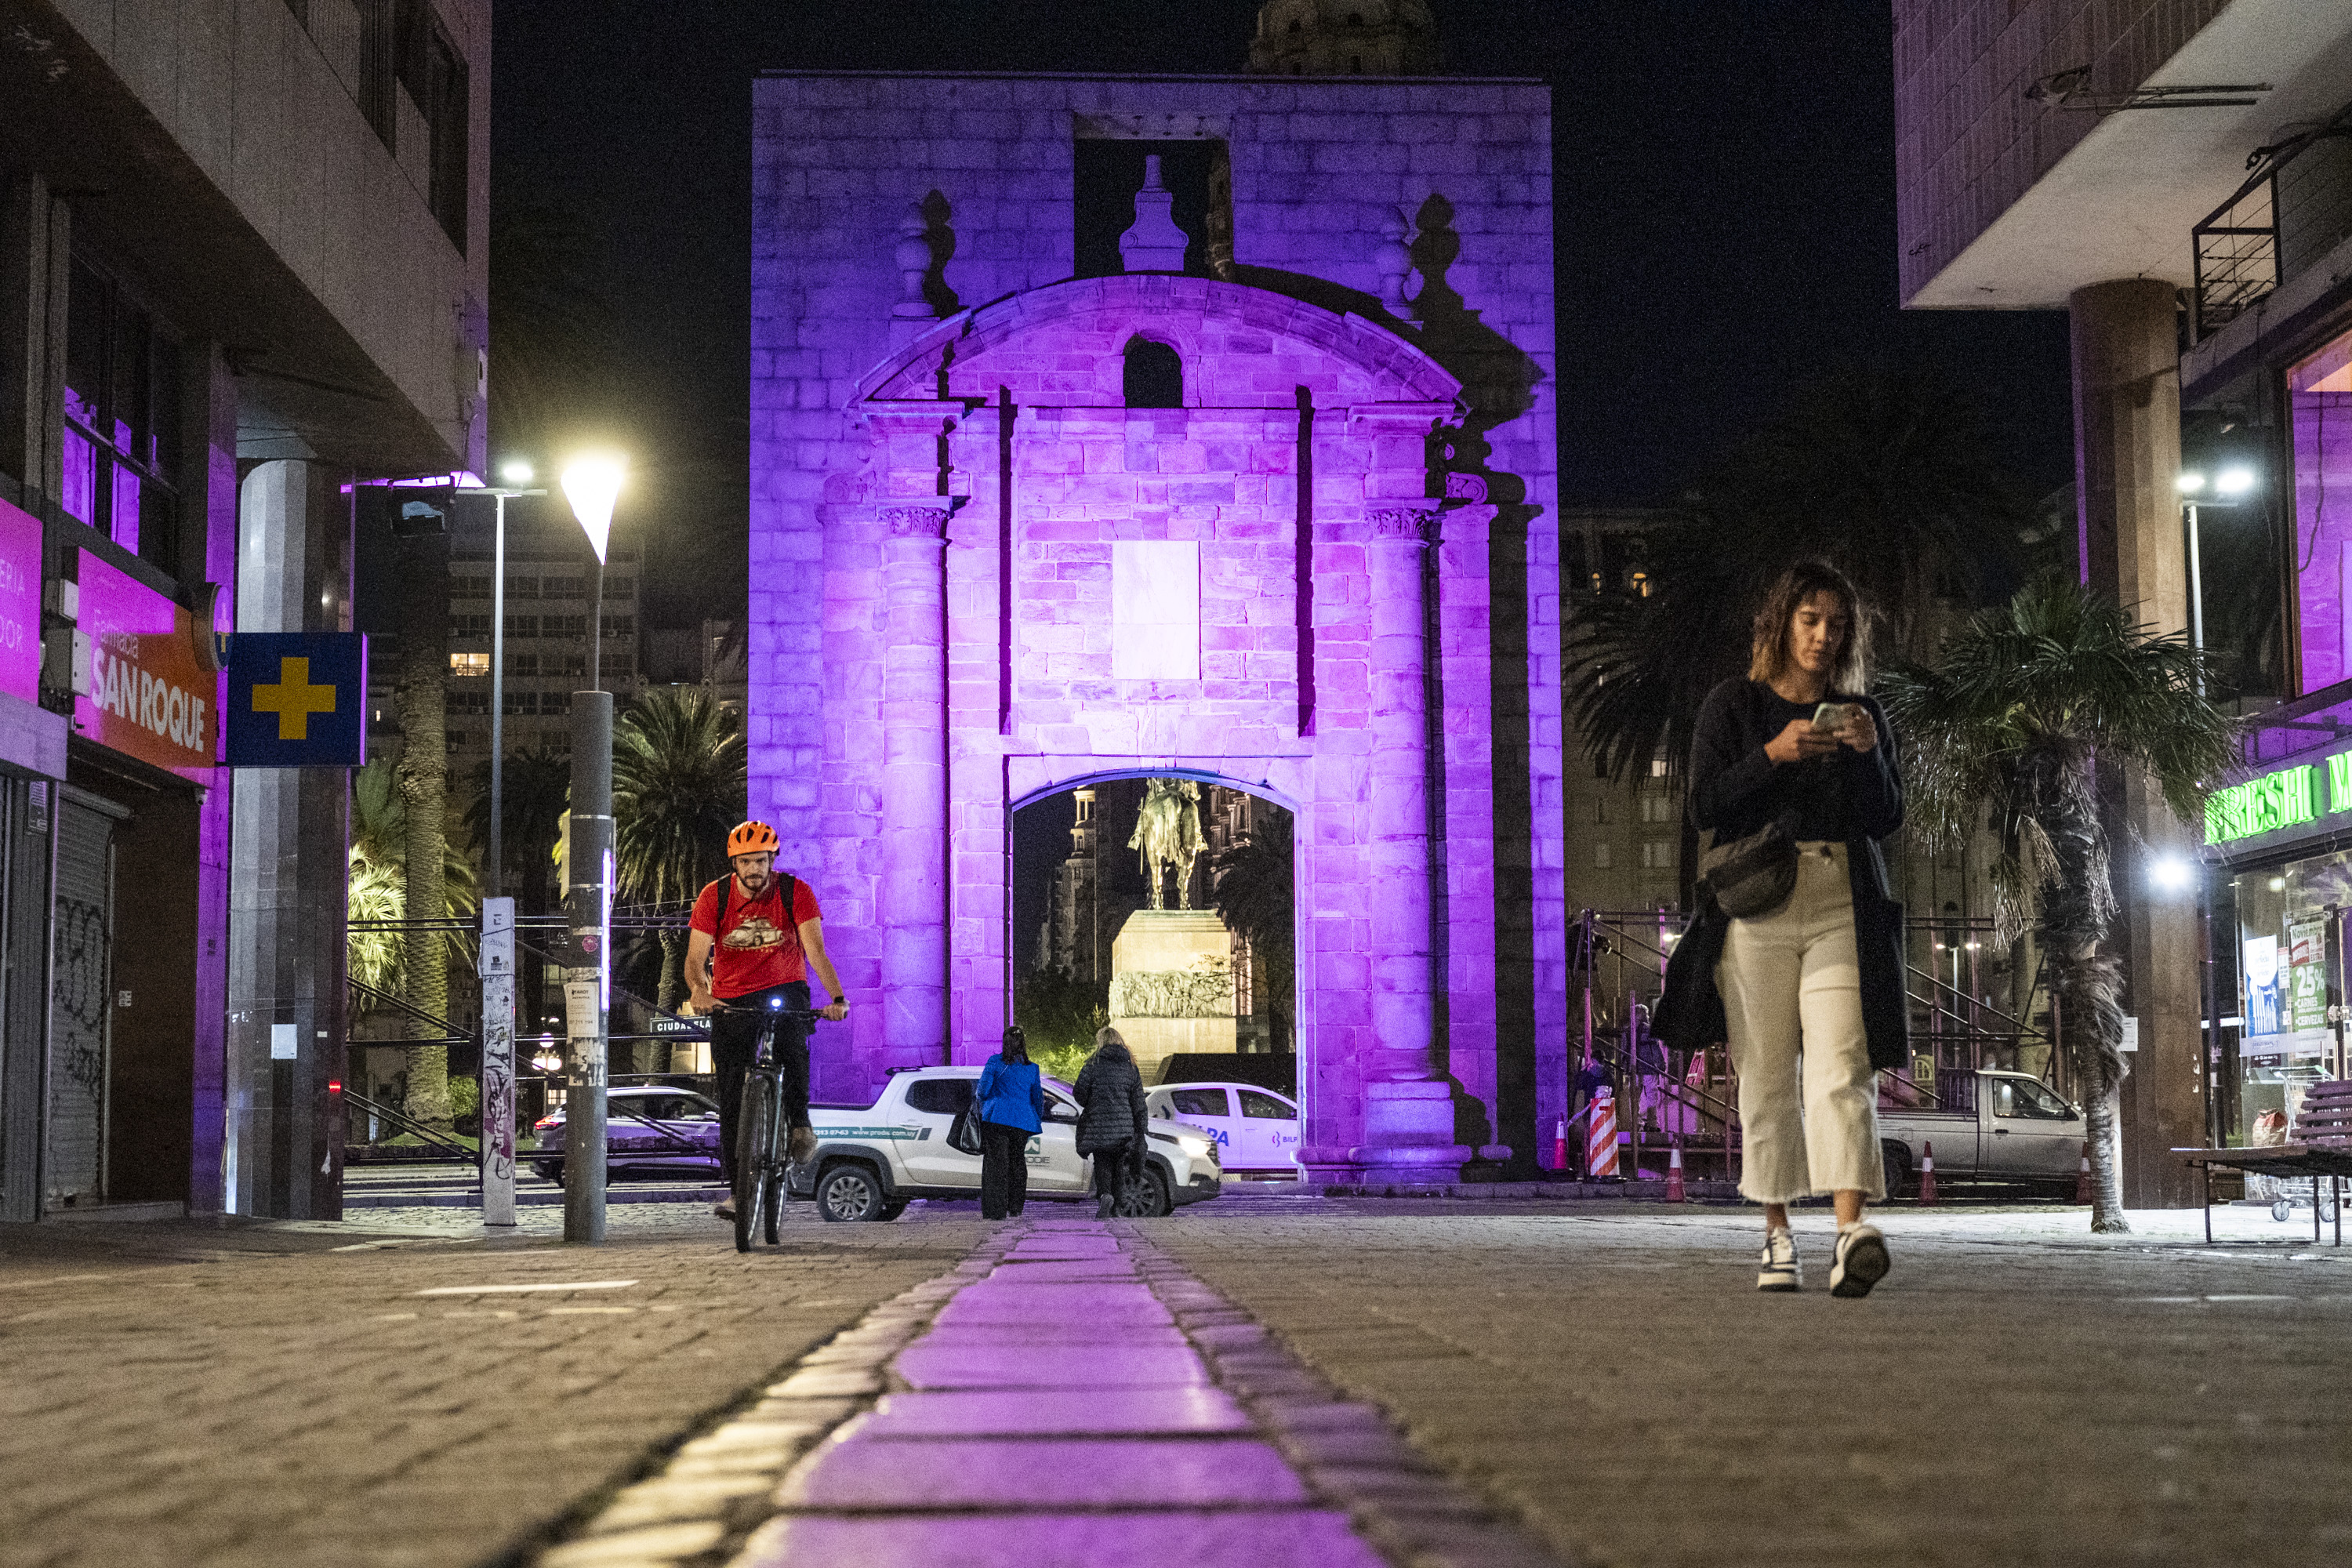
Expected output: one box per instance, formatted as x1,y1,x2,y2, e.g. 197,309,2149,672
711,997,822,1253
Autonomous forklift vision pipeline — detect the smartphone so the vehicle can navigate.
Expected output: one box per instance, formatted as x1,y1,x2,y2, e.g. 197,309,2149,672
1812,702,1857,733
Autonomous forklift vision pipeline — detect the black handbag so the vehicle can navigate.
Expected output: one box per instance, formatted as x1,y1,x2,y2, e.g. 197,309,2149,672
1697,811,1800,920
947,1104,984,1156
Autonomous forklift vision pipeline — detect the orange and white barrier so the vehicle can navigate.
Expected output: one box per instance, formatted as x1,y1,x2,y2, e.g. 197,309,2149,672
1552,1116,1568,1171
1586,1088,1620,1179
1918,1140,1939,1205
1665,1142,1686,1203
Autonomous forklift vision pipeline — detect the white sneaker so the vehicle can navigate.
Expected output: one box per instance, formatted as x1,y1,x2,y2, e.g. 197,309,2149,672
1757,1226,1801,1291
713,1200,735,1221
1831,1223,1890,1298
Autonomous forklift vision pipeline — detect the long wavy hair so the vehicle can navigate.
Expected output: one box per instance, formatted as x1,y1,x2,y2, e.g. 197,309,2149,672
1748,558,1871,691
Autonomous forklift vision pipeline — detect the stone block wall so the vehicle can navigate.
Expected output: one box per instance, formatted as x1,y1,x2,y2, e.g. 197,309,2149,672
753,71,1560,1170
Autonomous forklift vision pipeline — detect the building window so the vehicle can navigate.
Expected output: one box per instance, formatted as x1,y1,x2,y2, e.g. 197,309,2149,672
543,613,586,639
1639,793,1676,824
506,575,539,599
600,614,635,638
605,576,636,598
1641,841,1675,869
541,575,586,598
1593,842,1612,869
504,615,539,639
450,575,488,601
448,652,489,677
393,0,470,249
62,260,181,573
451,613,491,639
1123,340,1184,408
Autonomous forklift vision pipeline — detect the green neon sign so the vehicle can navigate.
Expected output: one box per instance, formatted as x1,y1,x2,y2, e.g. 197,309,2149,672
2207,764,2324,844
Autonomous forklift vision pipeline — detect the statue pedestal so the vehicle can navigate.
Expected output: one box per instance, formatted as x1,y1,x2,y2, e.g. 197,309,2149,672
1109,909,1235,1085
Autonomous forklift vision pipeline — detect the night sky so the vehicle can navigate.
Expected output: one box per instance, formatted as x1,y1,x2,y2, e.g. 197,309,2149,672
489,0,2081,925
492,0,2078,528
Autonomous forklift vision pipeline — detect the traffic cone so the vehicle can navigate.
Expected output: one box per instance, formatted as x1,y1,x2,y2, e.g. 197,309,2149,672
1665,1142,1686,1203
1552,1116,1568,1172
1586,1089,1620,1179
1918,1140,1939,1206
2074,1139,2092,1204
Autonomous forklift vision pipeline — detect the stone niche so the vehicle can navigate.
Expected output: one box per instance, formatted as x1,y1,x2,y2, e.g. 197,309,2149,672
1109,909,1236,1083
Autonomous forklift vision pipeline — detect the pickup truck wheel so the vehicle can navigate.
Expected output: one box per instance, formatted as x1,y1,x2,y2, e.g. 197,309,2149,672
877,1200,909,1221
1116,1167,1174,1218
1881,1145,1911,1202
815,1162,887,1223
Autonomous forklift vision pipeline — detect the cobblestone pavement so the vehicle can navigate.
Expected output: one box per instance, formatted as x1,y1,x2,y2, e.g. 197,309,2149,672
1153,1198,2352,1568
0,1202,987,1568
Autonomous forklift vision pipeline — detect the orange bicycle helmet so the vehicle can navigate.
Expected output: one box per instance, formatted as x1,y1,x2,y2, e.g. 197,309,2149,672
726,820,780,856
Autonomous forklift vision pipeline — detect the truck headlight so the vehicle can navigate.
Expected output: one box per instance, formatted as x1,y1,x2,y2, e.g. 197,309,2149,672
1177,1135,1211,1160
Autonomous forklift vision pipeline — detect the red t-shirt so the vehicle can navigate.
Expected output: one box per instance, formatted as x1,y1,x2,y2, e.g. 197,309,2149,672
690,874,822,998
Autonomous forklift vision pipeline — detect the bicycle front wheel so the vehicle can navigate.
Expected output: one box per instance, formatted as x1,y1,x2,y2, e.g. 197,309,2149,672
735,1075,777,1253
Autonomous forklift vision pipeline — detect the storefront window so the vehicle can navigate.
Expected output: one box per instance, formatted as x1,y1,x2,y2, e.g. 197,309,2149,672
60,258,181,575
2233,851,2352,1142
2290,331,2352,690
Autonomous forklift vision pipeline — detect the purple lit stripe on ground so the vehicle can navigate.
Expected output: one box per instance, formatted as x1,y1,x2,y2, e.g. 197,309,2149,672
735,1219,1387,1568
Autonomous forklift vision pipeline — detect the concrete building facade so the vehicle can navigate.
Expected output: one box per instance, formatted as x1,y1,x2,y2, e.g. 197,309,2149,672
750,60,1561,1178
0,0,488,1221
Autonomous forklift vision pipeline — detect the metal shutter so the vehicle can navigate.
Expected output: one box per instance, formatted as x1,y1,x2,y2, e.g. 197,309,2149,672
46,796,117,1207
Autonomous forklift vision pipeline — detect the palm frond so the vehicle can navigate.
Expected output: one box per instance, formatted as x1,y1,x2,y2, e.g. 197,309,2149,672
612,687,748,909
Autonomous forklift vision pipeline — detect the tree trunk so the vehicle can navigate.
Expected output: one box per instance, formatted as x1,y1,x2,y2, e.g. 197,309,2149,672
397,535,453,1132
657,929,686,1012
2034,748,2131,1233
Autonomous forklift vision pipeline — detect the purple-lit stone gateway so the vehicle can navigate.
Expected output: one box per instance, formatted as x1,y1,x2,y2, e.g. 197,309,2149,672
751,74,1565,1179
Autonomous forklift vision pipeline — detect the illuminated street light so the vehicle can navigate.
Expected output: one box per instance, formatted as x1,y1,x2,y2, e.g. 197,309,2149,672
560,453,626,568
2150,855,2196,895
500,459,536,485
2176,470,2206,494
2216,464,2257,497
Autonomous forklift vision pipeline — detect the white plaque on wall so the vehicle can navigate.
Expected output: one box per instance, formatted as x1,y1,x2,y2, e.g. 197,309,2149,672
1112,540,1200,681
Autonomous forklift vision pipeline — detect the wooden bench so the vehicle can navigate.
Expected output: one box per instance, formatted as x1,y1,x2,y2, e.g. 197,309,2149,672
2176,1080,2352,1245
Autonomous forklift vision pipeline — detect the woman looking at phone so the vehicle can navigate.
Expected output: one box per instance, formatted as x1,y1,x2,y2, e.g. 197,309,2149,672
1659,559,1907,1297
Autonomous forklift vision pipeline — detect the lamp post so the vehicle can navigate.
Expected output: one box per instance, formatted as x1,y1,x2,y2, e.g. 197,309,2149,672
557,454,625,1244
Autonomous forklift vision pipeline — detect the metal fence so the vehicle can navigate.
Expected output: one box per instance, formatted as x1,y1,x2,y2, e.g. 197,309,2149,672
1570,907,2063,1184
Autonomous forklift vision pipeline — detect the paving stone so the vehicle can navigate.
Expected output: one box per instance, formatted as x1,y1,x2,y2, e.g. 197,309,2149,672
851,1386,1254,1438
731,1508,1386,1568
779,1436,1312,1508
538,1521,725,1566
891,1340,1208,1388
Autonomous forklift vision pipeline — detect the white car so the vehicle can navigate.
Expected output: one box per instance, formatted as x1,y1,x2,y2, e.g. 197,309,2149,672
783,1065,1223,1220
1145,1081,1301,1176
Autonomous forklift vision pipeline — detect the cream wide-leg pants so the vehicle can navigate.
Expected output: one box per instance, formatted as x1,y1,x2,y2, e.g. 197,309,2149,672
1715,842,1886,1203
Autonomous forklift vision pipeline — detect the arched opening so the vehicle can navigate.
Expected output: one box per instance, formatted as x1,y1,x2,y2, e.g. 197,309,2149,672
1012,776,1295,1109
1122,338,1185,408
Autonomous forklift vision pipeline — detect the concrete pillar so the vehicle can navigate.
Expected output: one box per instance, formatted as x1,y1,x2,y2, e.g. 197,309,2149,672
223,461,353,1219
880,504,949,1067
0,172,66,500
1354,505,1466,1178
2069,278,2201,1207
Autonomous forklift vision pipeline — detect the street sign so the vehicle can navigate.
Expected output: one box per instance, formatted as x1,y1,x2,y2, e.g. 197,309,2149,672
224,633,368,768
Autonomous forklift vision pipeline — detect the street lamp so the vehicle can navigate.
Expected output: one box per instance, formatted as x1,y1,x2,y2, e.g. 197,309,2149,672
556,452,625,1245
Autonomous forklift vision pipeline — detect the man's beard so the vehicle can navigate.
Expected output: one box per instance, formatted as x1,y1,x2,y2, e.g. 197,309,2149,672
738,871,772,896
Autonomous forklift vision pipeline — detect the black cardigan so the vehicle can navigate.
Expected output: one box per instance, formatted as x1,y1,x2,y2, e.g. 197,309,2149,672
1657,677,1911,1070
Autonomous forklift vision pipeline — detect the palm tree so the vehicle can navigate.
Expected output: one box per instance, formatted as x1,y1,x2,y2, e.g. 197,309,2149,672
347,759,480,1132
1567,368,2031,784
1210,810,1294,1051
392,528,457,1131
1881,577,2239,1232
612,688,746,1030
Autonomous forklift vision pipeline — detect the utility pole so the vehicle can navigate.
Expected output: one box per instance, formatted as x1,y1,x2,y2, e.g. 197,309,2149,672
562,693,614,1243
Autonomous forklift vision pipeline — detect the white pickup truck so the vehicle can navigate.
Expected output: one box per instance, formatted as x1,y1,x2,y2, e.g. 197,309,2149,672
1878,1069,2085,1196
782,1065,1224,1221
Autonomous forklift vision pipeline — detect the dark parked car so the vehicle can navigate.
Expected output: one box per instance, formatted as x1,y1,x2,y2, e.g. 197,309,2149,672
531,1086,723,1185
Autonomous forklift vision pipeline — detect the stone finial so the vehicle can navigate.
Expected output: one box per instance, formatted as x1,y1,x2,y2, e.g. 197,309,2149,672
1118,155,1192,274
1376,205,1414,311
882,506,949,539
1369,506,1437,543
893,201,935,320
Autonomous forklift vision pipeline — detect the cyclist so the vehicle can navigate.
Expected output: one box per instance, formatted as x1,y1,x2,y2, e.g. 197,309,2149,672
683,821,848,1220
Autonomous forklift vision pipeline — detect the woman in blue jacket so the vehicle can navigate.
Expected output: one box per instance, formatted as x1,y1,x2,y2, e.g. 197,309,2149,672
975,1025,1047,1220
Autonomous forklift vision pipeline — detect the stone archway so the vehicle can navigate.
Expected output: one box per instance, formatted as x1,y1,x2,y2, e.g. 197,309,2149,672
757,274,1516,1181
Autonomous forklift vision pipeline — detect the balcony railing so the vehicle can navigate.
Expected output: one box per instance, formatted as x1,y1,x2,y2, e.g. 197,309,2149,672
2194,104,2352,342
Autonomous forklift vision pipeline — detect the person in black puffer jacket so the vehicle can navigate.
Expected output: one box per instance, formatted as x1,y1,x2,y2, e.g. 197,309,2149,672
1074,1028,1149,1218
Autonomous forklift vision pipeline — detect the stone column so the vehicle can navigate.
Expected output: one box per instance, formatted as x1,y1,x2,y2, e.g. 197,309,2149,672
880,506,949,1068
1354,506,1467,1178
224,461,354,1219
2070,278,2200,1207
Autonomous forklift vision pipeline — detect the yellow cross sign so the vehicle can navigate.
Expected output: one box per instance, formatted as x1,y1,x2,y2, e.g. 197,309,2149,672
252,656,338,740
